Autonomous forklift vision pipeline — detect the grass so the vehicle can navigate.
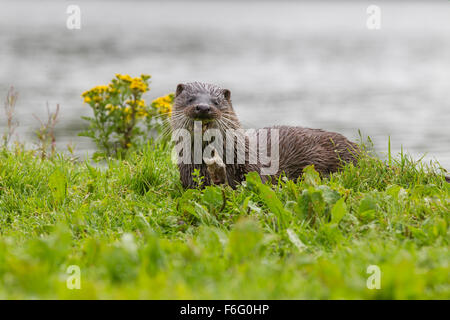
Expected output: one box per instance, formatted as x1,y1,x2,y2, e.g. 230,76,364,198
0,141,448,299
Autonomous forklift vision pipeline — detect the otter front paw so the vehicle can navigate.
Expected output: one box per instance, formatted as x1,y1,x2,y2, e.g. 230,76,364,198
203,149,227,185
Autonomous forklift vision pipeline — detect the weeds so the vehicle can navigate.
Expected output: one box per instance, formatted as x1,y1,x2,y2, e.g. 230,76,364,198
0,141,448,299
0,86,448,299
33,103,60,159
2,86,19,148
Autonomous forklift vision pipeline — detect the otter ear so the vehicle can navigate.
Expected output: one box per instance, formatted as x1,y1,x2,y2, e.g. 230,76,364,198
223,89,231,102
175,84,185,97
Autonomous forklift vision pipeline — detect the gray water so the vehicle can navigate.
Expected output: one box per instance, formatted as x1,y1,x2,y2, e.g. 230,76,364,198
1,0,449,168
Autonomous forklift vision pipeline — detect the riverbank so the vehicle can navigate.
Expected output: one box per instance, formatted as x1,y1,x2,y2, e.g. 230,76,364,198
0,142,448,299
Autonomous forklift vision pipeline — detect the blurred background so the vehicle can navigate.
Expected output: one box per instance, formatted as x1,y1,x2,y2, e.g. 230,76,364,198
1,0,449,168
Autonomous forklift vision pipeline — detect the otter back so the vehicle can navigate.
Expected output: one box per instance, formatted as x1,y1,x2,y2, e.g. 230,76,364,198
178,125,358,188
262,125,358,181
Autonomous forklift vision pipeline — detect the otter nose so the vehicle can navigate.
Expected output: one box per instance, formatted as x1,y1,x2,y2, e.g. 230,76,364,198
195,104,211,114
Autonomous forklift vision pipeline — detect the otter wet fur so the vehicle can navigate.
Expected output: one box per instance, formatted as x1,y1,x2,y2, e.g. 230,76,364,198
171,82,360,189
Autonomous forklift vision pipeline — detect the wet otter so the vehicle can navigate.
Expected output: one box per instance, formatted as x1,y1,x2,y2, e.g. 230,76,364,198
171,82,358,188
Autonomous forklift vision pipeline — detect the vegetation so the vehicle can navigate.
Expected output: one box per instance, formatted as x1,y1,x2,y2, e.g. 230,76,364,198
0,77,448,299
80,74,172,159
0,141,448,299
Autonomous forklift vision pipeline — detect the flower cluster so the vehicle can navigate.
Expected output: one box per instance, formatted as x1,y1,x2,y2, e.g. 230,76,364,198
80,73,175,159
80,74,152,158
81,74,151,118
82,74,151,108
151,93,174,116
115,74,150,93
82,85,109,104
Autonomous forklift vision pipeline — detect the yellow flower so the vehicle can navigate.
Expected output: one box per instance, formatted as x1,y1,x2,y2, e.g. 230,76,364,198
151,93,174,115
130,78,148,92
116,74,132,82
84,97,92,103
97,85,108,92
136,109,148,119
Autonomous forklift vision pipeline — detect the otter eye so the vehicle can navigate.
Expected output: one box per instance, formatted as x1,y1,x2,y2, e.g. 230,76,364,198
187,97,195,104
211,99,219,106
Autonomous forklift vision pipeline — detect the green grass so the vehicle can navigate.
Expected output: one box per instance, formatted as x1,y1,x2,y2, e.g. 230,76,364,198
0,142,448,299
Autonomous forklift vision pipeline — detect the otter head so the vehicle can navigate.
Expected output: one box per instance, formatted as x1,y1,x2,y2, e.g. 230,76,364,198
171,82,240,132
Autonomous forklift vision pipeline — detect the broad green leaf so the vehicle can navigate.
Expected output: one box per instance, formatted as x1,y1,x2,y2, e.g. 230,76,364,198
246,172,290,228
202,186,223,209
359,195,377,213
245,171,262,191
318,185,341,206
331,197,347,224
303,165,321,187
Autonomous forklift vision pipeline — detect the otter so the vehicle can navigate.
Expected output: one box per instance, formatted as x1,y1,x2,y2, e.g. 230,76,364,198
170,82,358,189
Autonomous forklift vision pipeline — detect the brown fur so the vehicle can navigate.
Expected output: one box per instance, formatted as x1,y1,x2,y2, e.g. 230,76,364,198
171,82,358,188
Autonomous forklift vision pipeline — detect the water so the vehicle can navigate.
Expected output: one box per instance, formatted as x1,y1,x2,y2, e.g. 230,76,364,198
1,0,449,169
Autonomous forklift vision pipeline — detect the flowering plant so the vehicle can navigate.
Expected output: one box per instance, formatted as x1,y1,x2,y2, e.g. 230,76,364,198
145,93,174,137
80,74,172,159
